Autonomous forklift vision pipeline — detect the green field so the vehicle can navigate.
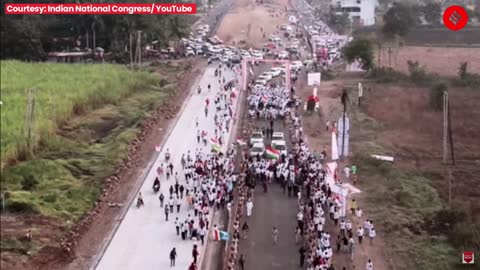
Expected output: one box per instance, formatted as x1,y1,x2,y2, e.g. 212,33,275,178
349,92,480,270
0,60,159,169
0,60,175,221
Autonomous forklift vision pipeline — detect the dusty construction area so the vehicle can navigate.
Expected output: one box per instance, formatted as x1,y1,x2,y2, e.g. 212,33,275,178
376,46,480,77
0,59,205,270
215,0,289,48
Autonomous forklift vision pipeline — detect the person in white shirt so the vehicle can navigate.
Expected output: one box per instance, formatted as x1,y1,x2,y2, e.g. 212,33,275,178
344,166,351,179
357,226,364,244
246,199,253,217
366,259,374,270
346,220,352,235
297,211,304,231
340,220,346,236
355,207,363,218
369,228,376,245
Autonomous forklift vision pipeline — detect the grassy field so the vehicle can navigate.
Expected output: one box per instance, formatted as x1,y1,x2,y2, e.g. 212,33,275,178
349,90,479,270
0,60,160,169
0,60,175,221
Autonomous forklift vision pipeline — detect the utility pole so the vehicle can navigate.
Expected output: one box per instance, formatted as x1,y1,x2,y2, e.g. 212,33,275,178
86,31,89,50
134,30,142,66
25,88,37,152
443,91,448,164
129,32,133,70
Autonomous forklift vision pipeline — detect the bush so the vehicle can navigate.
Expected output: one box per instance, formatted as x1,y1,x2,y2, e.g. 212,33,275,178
407,60,429,83
20,175,39,191
424,208,467,234
367,67,406,83
458,62,468,80
430,83,447,111
6,200,38,213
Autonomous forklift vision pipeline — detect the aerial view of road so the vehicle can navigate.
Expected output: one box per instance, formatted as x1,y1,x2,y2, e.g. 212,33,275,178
1,1,479,270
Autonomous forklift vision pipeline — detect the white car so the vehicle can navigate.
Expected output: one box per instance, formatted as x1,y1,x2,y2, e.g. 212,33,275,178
291,61,303,71
250,131,264,146
272,140,288,156
220,55,230,63
185,48,195,57
259,73,273,81
241,51,251,59
270,67,282,77
250,142,266,158
271,132,284,144
255,78,268,85
278,50,289,59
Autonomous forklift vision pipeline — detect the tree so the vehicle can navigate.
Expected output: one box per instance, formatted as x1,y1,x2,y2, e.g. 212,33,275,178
422,1,441,25
0,0,190,60
342,38,374,70
382,2,416,39
327,12,351,34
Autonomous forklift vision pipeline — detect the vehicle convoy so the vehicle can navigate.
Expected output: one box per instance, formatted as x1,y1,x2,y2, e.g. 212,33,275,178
250,131,264,146
250,142,266,157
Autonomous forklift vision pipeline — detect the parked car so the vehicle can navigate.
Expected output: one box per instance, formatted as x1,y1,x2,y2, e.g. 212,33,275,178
185,47,195,57
250,142,266,157
278,50,289,59
270,67,282,77
291,61,303,71
249,131,264,146
255,78,268,85
259,72,273,81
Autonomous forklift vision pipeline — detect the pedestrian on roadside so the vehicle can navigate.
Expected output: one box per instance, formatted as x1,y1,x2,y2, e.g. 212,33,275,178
295,226,302,244
336,235,342,252
369,228,376,245
165,203,169,221
238,254,245,270
176,197,181,213
169,197,174,213
241,221,249,239
357,226,364,244
159,193,164,207
348,236,355,260
272,227,278,245
192,244,199,264
366,259,374,270
175,217,180,235
299,245,306,267
188,262,197,270
199,227,205,245
179,185,185,199
169,248,177,267
350,199,357,215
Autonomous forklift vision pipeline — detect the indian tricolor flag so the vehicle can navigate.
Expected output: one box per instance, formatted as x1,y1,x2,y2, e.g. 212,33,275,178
210,138,221,152
213,228,230,241
236,139,247,146
265,146,280,159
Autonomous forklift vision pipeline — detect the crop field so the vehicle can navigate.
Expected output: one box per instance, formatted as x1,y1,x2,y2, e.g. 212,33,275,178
0,61,159,169
0,61,171,220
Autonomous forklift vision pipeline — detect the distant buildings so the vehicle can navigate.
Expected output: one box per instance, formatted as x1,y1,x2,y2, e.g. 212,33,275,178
331,0,378,26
